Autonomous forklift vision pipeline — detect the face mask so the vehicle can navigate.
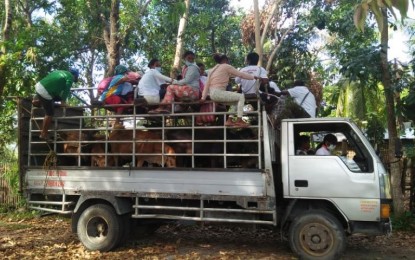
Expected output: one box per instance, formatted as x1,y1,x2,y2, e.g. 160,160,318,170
185,61,194,66
328,144,336,151
155,67,162,72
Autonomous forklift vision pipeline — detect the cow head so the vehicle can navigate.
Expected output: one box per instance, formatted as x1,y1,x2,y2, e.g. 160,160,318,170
60,131,87,154
164,145,176,168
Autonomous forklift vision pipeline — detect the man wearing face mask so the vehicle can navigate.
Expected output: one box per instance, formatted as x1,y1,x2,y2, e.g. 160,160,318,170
315,133,337,155
149,50,200,113
138,58,177,104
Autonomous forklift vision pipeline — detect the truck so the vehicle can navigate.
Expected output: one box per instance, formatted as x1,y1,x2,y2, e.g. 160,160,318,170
17,96,392,259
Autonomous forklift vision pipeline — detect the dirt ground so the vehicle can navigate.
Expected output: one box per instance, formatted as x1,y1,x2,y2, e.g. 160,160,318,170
0,214,415,260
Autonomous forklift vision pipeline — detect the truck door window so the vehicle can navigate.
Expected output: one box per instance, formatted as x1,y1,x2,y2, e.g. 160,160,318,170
295,124,373,173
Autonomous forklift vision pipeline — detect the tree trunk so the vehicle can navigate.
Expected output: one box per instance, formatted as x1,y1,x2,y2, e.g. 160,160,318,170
253,0,262,66
97,0,121,77
107,0,121,76
265,23,293,72
84,51,96,99
0,0,12,97
171,0,190,78
19,0,33,28
380,8,405,216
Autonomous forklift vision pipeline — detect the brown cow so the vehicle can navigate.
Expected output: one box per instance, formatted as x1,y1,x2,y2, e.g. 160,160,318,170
109,125,176,167
90,134,114,167
59,130,90,166
136,143,176,168
59,131,86,154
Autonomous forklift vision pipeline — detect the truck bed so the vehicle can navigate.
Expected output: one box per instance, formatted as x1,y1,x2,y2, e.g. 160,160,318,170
25,168,267,197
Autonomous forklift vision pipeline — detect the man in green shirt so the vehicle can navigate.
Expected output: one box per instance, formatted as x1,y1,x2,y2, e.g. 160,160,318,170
33,68,79,140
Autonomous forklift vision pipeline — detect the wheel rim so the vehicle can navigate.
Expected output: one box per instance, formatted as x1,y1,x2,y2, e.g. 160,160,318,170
298,222,334,257
86,216,109,243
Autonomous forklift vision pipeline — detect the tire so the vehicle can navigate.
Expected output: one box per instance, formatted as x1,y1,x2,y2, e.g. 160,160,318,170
288,210,346,260
77,204,122,252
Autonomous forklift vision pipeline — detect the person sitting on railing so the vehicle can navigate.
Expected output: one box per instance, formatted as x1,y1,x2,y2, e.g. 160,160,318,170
99,65,135,125
149,50,200,114
275,79,317,118
200,53,260,128
137,58,177,105
32,68,79,141
235,52,269,95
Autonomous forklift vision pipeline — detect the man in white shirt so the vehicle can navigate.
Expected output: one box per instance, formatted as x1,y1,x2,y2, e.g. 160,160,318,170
149,51,201,113
138,59,176,104
277,80,317,118
269,81,280,92
235,52,268,94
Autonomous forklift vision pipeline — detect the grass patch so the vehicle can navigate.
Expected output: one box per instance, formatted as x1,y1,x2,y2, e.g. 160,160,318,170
0,206,40,221
0,220,32,230
392,211,415,231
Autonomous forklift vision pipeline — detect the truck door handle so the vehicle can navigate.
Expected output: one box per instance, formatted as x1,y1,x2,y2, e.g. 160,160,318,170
295,180,308,187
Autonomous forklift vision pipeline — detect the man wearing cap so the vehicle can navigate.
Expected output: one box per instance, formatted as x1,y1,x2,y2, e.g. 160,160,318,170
33,68,79,141
99,65,134,125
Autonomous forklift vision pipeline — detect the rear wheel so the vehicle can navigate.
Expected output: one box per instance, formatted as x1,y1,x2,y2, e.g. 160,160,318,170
288,210,346,260
77,204,122,252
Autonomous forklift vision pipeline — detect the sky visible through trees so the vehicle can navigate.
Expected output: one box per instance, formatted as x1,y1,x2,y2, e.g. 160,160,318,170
232,0,413,63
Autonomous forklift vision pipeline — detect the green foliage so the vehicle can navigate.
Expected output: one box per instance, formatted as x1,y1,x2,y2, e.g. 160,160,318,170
354,0,410,32
392,211,415,231
0,208,39,220
0,100,18,156
366,112,386,147
324,0,381,86
0,145,20,196
403,141,415,158
402,90,415,122
272,1,323,88
320,85,338,117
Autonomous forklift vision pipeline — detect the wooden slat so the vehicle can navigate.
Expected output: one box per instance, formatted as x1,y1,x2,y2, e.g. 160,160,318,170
0,163,22,208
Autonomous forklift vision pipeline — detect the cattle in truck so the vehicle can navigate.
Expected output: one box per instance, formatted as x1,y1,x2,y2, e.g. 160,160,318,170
89,134,114,167
59,129,97,166
108,125,176,167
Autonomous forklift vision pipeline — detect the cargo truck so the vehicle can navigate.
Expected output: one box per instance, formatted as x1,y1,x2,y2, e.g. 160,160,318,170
17,97,392,259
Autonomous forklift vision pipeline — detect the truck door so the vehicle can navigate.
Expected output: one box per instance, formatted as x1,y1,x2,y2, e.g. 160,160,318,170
285,121,381,220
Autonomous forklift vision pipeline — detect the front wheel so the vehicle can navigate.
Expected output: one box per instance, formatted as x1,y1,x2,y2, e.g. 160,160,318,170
77,204,122,252
288,210,346,260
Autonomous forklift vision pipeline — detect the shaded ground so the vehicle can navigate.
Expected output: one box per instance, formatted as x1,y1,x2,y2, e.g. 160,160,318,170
0,214,414,259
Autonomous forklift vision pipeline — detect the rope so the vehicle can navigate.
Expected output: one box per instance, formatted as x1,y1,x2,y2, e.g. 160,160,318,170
42,150,57,193
30,105,65,194
42,150,66,195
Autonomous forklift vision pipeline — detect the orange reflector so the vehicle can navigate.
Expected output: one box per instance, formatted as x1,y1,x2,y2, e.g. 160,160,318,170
381,204,391,218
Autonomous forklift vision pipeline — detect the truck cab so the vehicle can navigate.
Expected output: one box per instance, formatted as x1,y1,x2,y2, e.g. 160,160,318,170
279,118,391,258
